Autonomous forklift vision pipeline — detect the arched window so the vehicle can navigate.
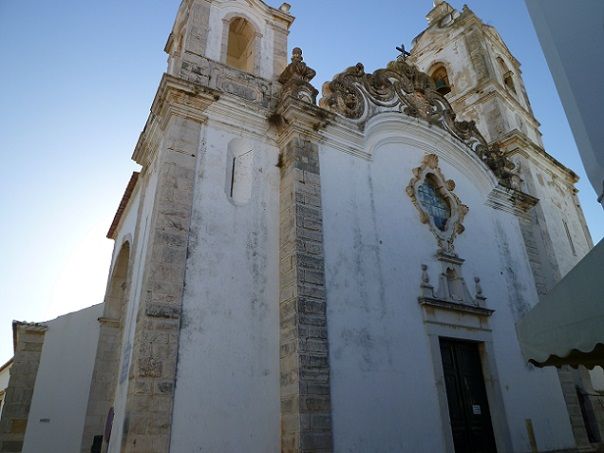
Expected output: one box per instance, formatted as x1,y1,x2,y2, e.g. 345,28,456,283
429,64,451,95
497,57,517,94
226,17,256,73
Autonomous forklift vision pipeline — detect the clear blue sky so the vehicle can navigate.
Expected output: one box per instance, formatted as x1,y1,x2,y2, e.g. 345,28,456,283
0,0,602,364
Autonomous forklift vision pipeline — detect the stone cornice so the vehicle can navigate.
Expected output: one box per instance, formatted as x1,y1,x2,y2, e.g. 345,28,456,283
486,184,539,216
450,83,540,130
97,317,121,328
107,172,139,240
132,74,215,167
274,95,334,147
203,87,278,143
419,297,494,318
498,131,579,184
12,321,47,352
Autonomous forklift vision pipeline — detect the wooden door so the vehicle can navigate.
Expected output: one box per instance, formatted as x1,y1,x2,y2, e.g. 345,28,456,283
440,339,497,453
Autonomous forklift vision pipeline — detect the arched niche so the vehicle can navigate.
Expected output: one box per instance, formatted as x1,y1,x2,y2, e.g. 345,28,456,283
429,63,452,95
222,15,260,74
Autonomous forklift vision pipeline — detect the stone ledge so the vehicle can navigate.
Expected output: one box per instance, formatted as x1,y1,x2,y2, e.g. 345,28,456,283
419,297,494,317
486,184,539,216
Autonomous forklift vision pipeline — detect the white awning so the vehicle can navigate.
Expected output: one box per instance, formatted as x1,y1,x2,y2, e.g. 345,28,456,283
517,239,604,368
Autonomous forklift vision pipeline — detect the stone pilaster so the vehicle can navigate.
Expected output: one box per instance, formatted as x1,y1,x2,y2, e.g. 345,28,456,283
80,317,122,453
0,323,47,453
279,136,333,453
119,76,211,453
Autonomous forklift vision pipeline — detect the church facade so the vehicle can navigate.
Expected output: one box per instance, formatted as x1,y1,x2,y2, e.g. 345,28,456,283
1,1,602,452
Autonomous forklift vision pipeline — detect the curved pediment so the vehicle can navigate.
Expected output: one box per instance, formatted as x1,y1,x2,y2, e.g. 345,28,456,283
318,58,515,186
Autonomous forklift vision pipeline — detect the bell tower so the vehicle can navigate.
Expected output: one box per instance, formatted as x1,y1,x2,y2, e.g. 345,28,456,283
410,3,604,450
164,0,294,81
409,1,542,148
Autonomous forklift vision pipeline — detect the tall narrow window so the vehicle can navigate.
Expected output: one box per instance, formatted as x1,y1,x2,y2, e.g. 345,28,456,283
226,17,256,73
429,64,451,96
229,156,237,198
563,219,577,256
226,139,254,204
497,57,517,94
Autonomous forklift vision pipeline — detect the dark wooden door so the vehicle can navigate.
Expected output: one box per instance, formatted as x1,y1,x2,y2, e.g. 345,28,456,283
440,339,497,453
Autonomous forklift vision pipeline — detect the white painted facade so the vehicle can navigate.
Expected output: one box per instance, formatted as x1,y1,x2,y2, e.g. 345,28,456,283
170,118,282,452
82,1,601,451
319,114,574,452
22,305,102,453
2,1,599,452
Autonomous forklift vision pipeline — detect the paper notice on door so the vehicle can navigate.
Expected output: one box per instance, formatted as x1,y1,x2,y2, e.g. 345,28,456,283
472,404,481,415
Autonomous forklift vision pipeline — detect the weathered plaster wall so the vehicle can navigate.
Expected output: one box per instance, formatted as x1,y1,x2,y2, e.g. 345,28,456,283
520,158,592,277
21,305,102,453
170,120,281,452
320,116,575,452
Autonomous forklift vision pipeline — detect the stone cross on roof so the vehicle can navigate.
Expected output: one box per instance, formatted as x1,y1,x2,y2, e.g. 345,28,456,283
396,44,411,61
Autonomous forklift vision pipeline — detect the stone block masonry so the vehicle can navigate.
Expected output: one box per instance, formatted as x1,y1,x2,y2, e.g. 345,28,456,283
279,136,333,453
0,323,47,453
118,80,207,453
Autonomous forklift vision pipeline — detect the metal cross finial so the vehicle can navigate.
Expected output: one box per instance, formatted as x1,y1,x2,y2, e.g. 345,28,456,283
396,43,411,61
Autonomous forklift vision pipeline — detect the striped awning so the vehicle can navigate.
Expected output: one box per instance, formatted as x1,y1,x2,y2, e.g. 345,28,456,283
517,239,604,369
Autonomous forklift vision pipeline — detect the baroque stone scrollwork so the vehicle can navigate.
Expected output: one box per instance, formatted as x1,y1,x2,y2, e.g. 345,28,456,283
278,47,319,104
406,154,468,254
319,57,515,186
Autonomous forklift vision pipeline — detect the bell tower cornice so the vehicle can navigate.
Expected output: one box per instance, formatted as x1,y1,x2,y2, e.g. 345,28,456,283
132,74,215,168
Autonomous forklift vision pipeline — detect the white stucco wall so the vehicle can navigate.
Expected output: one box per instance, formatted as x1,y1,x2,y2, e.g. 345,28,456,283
22,304,102,453
320,115,575,452
518,155,592,279
170,119,281,452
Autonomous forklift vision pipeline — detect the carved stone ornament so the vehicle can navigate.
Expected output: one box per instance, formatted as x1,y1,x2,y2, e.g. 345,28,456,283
278,47,319,104
319,58,515,186
406,154,468,254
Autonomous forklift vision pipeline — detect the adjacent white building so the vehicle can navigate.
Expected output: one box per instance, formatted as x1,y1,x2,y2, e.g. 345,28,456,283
0,360,12,419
